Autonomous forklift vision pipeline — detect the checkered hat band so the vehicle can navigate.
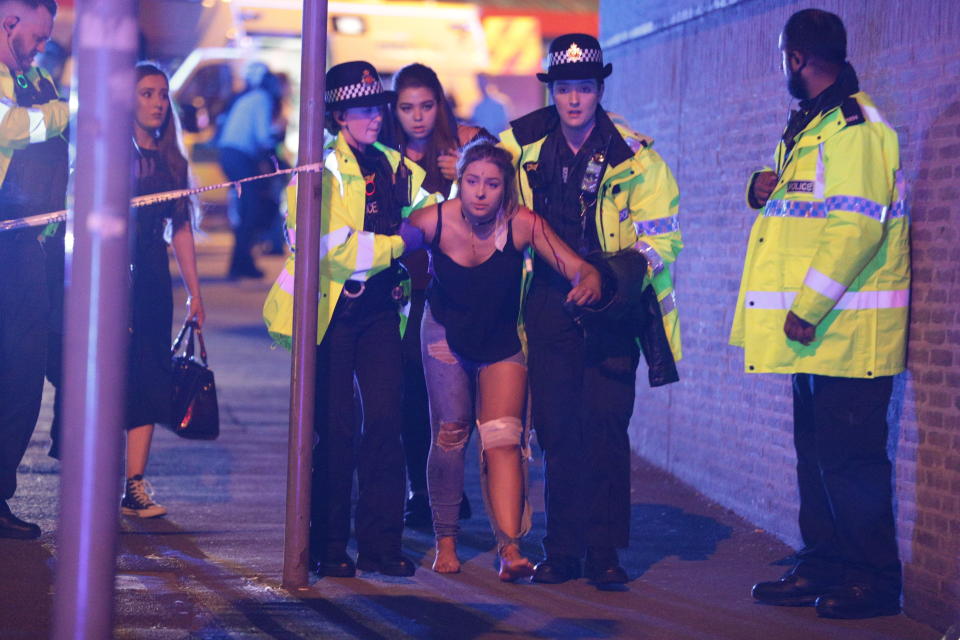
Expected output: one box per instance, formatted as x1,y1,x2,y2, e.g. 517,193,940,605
325,79,384,104
549,48,603,66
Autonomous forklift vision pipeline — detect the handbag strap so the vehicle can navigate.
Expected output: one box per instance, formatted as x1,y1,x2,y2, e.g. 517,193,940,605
171,320,192,355
170,320,207,366
194,324,209,366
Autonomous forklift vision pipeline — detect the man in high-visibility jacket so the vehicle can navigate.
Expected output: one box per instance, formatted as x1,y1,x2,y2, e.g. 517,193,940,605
0,0,69,540
731,10,908,619
501,33,682,587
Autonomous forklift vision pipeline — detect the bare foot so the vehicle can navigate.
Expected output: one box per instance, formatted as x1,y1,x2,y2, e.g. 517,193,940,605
433,536,461,573
498,543,534,582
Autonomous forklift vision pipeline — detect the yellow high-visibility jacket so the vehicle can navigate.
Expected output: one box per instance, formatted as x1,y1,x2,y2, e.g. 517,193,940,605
500,106,683,360
262,132,431,348
730,91,909,378
0,63,69,187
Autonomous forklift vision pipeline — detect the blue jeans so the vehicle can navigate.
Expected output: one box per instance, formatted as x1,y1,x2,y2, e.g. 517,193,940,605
420,304,530,546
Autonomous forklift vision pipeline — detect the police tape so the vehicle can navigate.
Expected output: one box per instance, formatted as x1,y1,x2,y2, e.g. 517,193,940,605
0,161,323,233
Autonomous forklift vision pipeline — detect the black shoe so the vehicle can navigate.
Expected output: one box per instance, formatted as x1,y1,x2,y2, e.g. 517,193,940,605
357,551,416,577
0,503,40,540
752,565,841,606
459,492,471,520
815,583,901,619
584,547,628,585
404,492,431,528
532,556,581,584
316,551,356,578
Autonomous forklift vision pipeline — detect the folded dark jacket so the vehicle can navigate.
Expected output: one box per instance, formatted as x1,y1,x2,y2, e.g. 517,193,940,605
572,250,679,387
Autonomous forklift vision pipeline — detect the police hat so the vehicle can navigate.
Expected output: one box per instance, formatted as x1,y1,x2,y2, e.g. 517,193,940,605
537,33,612,83
325,61,396,112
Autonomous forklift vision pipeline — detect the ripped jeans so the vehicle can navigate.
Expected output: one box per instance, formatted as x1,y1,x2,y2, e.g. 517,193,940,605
421,304,531,547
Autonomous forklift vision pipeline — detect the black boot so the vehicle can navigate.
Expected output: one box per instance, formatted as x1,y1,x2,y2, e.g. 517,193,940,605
532,555,581,584
0,501,40,540
357,550,416,577
752,564,841,606
815,583,901,619
315,550,357,578
404,492,431,528
584,546,628,585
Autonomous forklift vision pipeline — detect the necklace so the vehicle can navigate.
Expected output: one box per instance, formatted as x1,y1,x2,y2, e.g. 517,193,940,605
460,205,500,255
461,209,496,228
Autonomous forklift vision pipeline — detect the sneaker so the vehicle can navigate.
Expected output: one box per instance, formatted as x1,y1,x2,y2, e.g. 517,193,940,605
121,475,167,518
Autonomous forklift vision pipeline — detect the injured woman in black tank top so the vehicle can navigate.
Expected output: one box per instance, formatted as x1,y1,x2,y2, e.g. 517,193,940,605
401,141,601,581
410,196,603,339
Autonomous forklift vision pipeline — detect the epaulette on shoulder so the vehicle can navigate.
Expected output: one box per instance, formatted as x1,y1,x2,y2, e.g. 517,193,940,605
625,136,649,154
841,97,866,127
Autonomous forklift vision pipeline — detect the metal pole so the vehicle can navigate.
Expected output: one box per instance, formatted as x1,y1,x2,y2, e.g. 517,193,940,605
52,2,137,638
283,0,328,588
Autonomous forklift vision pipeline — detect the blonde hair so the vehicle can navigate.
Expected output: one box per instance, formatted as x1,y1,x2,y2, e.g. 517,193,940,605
456,139,519,220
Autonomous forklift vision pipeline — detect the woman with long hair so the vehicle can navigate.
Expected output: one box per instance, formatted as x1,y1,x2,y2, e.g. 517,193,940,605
389,63,494,526
121,62,205,518
406,140,601,580
392,63,493,198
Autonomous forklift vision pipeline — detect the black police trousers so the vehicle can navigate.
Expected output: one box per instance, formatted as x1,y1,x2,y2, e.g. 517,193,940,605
0,235,47,501
792,373,902,593
310,297,405,561
526,279,639,558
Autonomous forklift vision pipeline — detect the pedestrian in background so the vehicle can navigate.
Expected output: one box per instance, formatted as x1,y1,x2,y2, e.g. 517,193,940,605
218,62,283,279
121,61,205,518
736,10,909,619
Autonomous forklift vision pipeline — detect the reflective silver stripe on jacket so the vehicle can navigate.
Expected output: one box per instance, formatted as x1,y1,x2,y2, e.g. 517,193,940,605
634,240,664,275
633,214,679,236
745,289,909,310
803,267,846,302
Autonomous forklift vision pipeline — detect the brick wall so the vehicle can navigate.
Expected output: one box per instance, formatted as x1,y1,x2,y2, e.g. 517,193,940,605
599,0,960,630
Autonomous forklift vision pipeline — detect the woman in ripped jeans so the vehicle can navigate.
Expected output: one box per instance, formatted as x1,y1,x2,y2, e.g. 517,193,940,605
406,141,602,580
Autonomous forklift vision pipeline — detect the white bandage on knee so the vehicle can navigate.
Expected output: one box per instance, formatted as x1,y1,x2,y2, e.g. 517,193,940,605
477,416,523,450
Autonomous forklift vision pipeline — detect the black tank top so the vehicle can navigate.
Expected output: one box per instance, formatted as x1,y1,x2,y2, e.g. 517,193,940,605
426,202,523,363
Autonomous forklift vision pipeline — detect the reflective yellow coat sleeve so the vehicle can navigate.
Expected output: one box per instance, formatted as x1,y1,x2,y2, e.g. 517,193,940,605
0,76,69,149
629,148,682,273
318,168,405,282
791,124,892,325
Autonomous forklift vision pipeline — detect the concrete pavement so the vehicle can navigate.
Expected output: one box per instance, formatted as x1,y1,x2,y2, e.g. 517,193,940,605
1,230,940,639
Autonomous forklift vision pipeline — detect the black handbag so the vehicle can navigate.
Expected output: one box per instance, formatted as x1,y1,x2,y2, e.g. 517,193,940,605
166,320,220,440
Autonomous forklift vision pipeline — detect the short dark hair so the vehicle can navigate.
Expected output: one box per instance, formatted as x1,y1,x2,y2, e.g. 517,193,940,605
1,0,58,17
782,9,846,66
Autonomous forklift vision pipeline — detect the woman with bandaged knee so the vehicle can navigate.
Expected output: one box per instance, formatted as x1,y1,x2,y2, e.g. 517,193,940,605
406,140,602,580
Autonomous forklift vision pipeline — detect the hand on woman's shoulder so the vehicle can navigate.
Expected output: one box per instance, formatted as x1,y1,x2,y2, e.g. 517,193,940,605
457,124,497,147
408,202,441,243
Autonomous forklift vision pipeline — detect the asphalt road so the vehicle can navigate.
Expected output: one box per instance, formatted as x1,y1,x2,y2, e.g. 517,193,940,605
1,231,940,639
